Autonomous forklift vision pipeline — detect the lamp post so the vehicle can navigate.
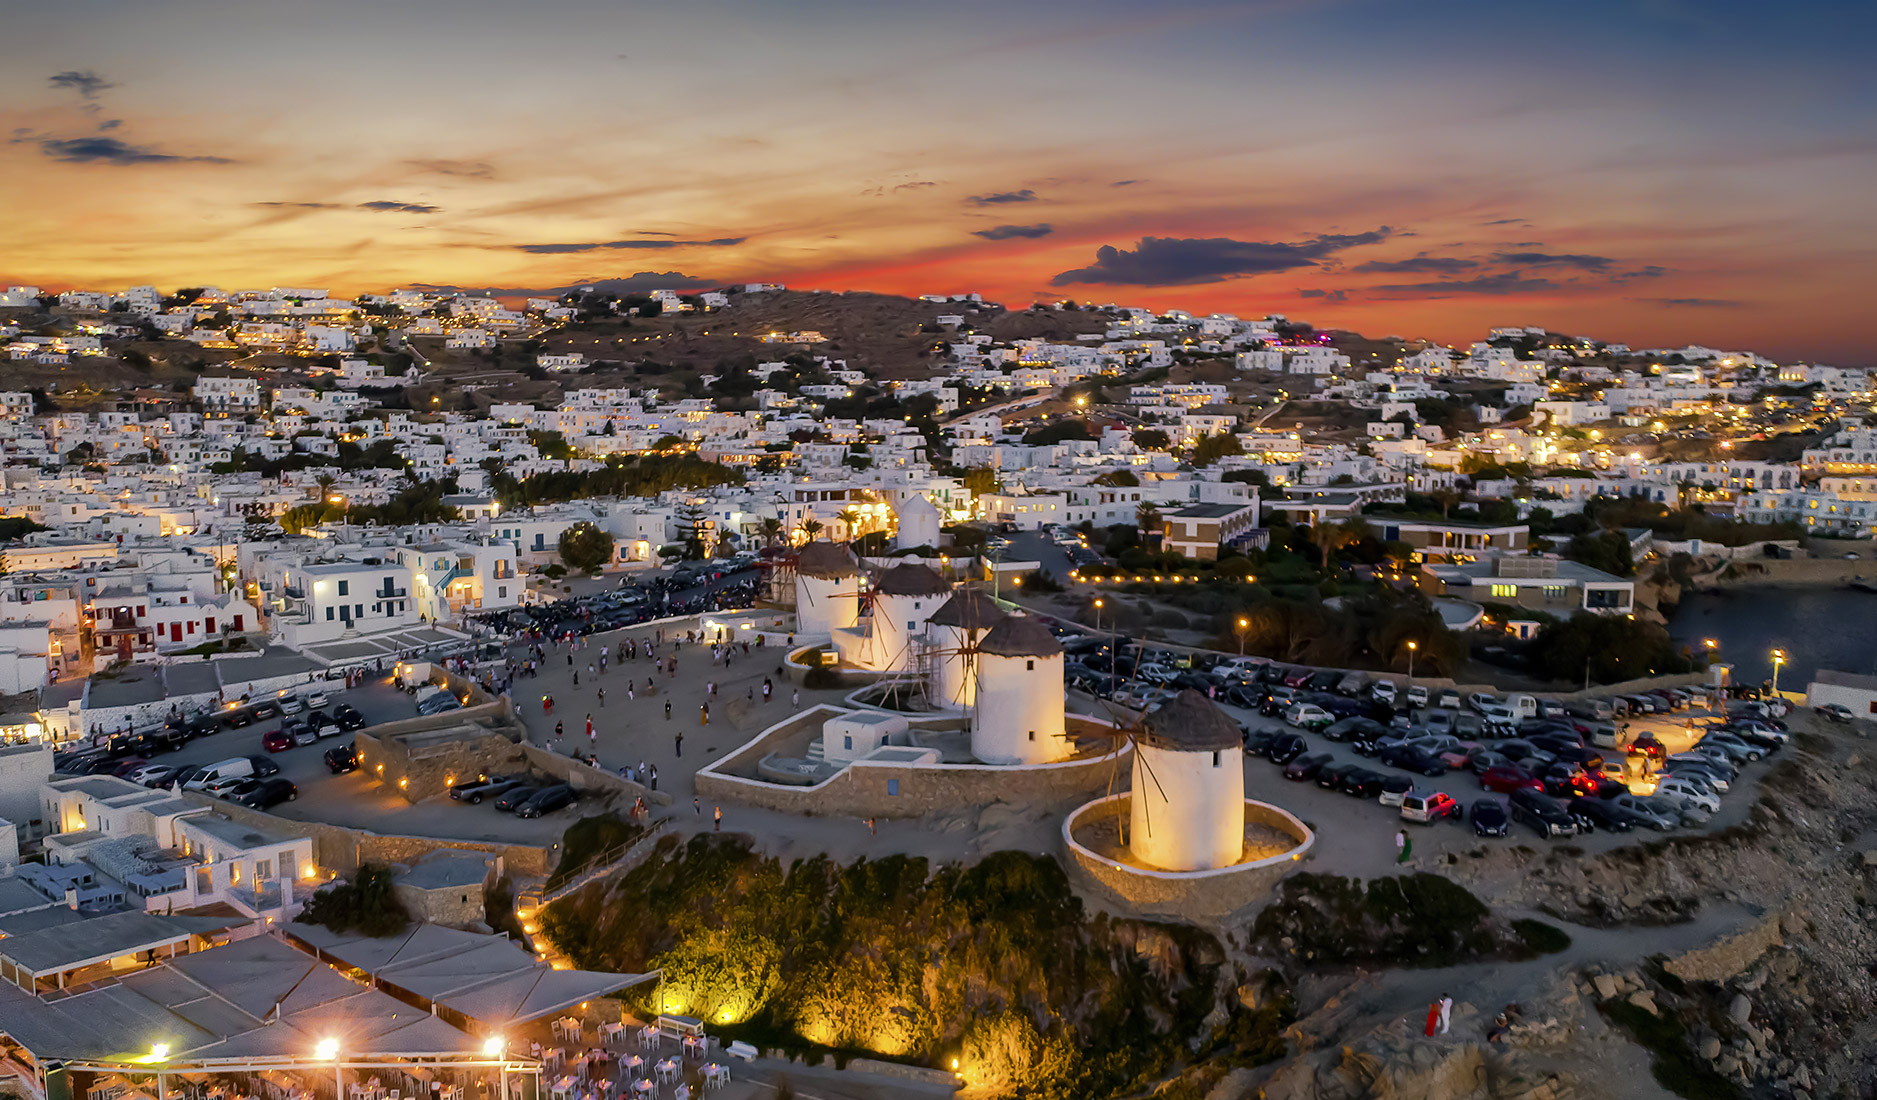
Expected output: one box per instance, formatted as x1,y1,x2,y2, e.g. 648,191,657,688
1771,649,1786,698
1235,617,1250,657
1405,640,1417,691
318,1038,340,1100
484,1036,506,1100
1092,598,1103,633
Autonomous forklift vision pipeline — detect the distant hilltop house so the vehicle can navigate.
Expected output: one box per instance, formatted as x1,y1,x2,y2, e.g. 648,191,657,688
538,353,586,372
761,330,826,344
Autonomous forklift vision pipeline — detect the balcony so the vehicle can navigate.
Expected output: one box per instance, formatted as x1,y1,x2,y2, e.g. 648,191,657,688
377,587,408,599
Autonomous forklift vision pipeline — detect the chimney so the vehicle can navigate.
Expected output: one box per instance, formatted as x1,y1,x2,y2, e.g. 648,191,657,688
64,885,79,910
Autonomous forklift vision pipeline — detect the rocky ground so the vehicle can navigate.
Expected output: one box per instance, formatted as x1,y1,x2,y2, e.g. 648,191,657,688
1187,717,1877,1100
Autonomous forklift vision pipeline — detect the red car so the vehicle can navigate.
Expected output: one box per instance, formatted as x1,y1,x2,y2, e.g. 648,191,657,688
1283,667,1315,688
261,729,293,753
1626,734,1667,761
1480,764,1543,793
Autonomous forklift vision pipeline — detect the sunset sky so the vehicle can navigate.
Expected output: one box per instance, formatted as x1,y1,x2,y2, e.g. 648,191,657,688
3,0,1873,362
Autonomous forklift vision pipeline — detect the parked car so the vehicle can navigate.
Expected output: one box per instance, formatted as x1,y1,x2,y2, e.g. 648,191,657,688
324,742,359,774
1540,762,1599,799
1401,790,1462,824
232,777,298,809
1370,681,1398,705
494,784,542,812
1656,776,1721,813
1379,745,1449,777
453,775,527,804
1508,788,1577,838
1316,762,1360,790
1266,732,1310,765
1378,774,1415,807
278,695,305,716
1405,685,1431,708
203,774,254,799
1566,796,1637,833
1469,797,1510,837
1611,793,1680,831
514,784,578,819
1339,768,1388,799
1626,734,1668,762
1284,703,1334,732
304,688,330,708
1242,728,1280,757
1283,667,1315,688
1697,732,1762,764
261,729,294,753
1283,752,1334,781
1435,689,1462,709
1323,716,1384,743
1816,703,1856,724
1481,764,1543,793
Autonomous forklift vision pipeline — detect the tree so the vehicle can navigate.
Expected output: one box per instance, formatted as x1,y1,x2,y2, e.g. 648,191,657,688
759,517,785,548
1131,428,1171,450
1192,431,1244,466
1564,530,1633,577
798,518,824,543
836,506,863,543
961,466,1001,499
675,501,712,560
295,863,409,937
1306,520,1360,572
1136,502,1163,544
1092,469,1139,487
558,522,615,573
1430,488,1460,519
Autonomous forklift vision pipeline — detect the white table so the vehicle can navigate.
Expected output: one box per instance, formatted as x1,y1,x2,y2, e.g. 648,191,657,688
631,1081,655,1100
653,1060,679,1085
637,1027,661,1051
599,1022,625,1045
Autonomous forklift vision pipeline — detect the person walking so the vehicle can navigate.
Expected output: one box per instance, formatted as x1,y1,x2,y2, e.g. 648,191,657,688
865,817,876,836
713,805,722,832
585,714,593,740
627,682,636,702
674,731,683,758
1396,828,1411,864
648,763,658,792
700,702,710,726
694,797,701,818
665,700,672,721
598,687,606,708
1424,1000,1440,1038
1437,994,1453,1035
573,669,579,687
555,719,564,740
637,759,647,785
791,688,799,707
762,679,772,703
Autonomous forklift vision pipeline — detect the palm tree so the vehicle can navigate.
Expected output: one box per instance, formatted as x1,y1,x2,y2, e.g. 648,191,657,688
798,518,824,544
314,473,336,501
1430,488,1460,519
759,517,785,548
1309,518,1361,572
1136,502,1162,544
836,507,863,543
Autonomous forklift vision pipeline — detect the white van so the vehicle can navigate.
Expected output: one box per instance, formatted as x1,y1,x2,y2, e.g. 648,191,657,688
184,756,257,791
1502,694,1539,720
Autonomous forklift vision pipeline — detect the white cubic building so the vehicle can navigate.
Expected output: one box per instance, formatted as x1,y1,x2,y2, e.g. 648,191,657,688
793,542,860,640
1131,691,1245,872
970,616,1066,765
924,588,1006,711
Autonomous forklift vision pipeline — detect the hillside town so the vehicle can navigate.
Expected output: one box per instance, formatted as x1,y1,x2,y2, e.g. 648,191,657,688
1,280,1875,1100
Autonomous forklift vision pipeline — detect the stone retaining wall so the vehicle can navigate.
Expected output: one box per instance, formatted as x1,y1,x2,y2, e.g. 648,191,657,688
1664,908,1789,983
694,708,1127,818
1060,794,1313,923
177,793,554,878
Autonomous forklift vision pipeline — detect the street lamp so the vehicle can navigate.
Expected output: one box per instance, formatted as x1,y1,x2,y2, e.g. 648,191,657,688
318,1038,341,1100
1235,617,1251,657
1092,597,1103,632
1771,649,1786,697
1405,640,1417,689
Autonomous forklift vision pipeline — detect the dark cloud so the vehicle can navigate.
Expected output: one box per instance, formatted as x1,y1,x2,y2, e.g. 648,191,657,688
1614,265,1668,282
1481,217,1528,226
557,272,719,294
1111,179,1143,187
514,237,745,255
1491,251,1613,272
894,180,938,191
973,224,1054,241
1051,229,1391,287
1371,272,1557,297
37,136,232,165
1297,288,1350,302
1352,256,1479,274
97,119,121,131
254,202,340,209
406,158,495,179
970,189,1037,205
1638,296,1743,309
359,200,441,214
48,70,115,100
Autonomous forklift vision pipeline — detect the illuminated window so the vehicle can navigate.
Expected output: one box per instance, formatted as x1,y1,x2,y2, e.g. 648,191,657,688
1489,584,1517,598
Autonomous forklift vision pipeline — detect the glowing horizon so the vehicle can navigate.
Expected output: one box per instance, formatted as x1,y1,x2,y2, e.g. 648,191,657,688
3,0,1873,362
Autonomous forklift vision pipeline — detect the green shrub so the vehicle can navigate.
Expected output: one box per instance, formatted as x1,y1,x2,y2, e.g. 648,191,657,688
547,814,647,891
295,863,409,937
1510,918,1572,955
802,666,844,690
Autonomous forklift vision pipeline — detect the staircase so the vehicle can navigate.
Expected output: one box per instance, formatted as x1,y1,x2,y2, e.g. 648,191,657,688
520,822,674,966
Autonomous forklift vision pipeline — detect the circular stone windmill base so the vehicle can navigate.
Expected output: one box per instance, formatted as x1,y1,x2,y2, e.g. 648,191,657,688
1060,793,1315,922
